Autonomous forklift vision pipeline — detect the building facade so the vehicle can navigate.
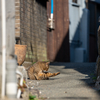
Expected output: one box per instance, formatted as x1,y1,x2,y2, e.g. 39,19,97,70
15,0,48,62
69,0,90,62
15,0,100,62
47,0,99,62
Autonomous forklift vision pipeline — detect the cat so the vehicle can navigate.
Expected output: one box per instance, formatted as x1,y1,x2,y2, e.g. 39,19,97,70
27,61,60,80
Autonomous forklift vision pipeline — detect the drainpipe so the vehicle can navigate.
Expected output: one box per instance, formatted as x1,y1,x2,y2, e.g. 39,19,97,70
48,0,54,29
1,0,6,98
51,0,53,19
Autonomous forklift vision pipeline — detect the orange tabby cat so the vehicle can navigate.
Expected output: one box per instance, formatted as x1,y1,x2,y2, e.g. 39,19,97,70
27,61,60,80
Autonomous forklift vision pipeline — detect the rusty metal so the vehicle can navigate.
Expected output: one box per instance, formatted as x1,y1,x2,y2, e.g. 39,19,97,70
47,0,70,62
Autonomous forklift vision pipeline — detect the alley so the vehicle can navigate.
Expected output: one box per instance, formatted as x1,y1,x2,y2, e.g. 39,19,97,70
31,63,100,100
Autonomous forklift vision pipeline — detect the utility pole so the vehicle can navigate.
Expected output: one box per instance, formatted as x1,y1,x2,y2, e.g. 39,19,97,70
0,0,17,99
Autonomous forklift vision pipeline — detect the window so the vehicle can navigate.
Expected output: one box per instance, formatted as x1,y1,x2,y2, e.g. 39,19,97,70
72,0,77,3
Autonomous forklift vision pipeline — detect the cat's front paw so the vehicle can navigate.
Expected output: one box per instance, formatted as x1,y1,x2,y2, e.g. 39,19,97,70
56,72,60,75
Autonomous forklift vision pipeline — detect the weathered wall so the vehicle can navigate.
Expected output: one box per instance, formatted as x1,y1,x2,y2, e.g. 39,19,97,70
15,0,48,62
33,0,47,62
96,26,100,76
88,2,100,62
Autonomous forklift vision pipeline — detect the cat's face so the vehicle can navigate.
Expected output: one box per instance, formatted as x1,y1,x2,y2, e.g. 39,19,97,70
45,62,50,71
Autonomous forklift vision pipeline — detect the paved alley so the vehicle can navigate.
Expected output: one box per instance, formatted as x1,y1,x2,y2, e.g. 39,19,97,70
31,63,100,100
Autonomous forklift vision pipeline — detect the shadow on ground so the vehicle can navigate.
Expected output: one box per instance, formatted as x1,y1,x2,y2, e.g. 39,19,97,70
49,62,100,95
40,96,91,100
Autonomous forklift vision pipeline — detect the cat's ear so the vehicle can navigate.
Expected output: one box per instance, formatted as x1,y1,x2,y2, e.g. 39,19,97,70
46,62,50,65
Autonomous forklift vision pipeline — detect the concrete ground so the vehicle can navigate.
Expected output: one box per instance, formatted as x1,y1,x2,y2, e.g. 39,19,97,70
30,63,100,100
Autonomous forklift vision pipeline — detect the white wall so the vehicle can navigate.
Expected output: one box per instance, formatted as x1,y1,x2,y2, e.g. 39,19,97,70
69,0,90,62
